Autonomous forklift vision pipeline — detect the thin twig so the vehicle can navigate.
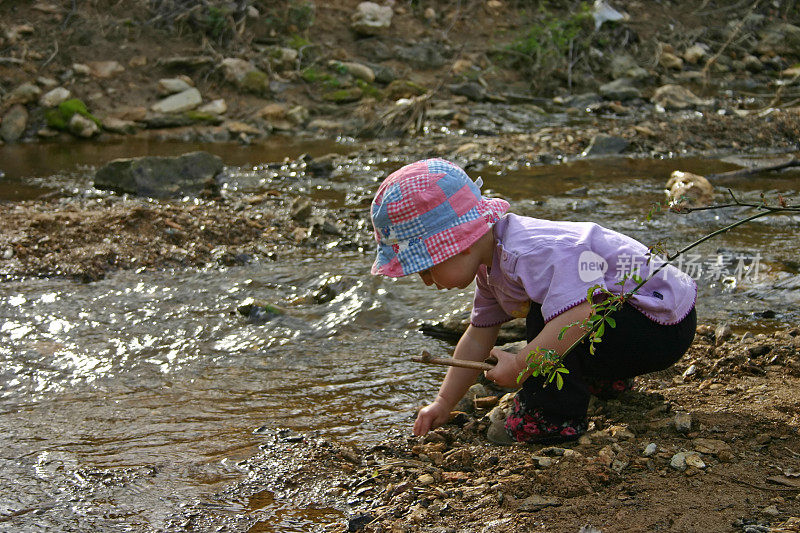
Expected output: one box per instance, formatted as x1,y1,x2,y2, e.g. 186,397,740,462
412,351,496,371
705,157,800,180
535,190,797,382
40,40,59,70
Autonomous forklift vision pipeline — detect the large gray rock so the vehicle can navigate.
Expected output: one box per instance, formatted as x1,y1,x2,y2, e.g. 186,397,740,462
94,151,224,198
151,88,202,113
0,104,29,143
581,134,629,156
393,42,446,69
8,83,41,105
351,1,393,36
599,78,641,101
40,87,71,107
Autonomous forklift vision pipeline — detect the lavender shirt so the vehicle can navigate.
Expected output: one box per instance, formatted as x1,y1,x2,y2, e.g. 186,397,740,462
470,214,697,327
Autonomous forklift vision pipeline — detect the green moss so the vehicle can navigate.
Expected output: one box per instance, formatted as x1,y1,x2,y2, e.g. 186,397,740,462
46,98,101,130
183,111,223,124
356,79,381,100
45,108,67,130
323,88,363,103
240,70,271,96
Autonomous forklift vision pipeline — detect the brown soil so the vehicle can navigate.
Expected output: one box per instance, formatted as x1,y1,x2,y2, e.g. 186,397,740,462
186,328,800,533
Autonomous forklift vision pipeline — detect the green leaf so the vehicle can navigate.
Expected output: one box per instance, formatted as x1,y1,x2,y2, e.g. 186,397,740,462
558,367,569,374
556,373,564,389
605,316,616,328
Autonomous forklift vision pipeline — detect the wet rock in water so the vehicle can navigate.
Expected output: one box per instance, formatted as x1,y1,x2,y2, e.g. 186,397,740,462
652,84,712,110
94,151,224,198
40,86,71,107
0,104,28,143
665,171,714,207
351,1,393,36
151,88,202,114
581,134,629,156
237,298,285,324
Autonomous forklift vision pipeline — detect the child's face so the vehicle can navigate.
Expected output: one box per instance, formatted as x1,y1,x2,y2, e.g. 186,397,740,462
418,249,480,290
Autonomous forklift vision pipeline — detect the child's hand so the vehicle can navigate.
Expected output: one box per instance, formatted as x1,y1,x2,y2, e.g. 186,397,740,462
413,398,452,436
484,348,525,388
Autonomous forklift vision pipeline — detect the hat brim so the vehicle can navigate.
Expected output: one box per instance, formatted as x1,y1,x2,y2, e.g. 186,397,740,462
371,196,509,277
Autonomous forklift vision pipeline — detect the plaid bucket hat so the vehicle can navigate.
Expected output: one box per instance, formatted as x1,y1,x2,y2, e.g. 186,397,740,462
370,158,509,277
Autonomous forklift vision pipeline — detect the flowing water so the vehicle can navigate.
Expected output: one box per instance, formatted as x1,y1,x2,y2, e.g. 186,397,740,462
1,140,798,531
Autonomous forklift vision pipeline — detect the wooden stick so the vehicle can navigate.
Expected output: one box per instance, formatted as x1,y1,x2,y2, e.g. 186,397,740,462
705,157,800,180
412,350,496,371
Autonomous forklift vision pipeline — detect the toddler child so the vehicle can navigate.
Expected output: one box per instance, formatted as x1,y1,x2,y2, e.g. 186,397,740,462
370,158,697,444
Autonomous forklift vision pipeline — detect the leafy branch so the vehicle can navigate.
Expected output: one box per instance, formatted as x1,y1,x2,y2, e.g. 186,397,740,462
522,190,799,389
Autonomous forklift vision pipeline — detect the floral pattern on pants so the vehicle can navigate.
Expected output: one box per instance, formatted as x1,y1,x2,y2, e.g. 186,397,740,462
504,396,587,444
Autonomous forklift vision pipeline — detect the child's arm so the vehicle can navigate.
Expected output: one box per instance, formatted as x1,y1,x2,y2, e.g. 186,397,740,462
413,323,501,436
485,301,593,388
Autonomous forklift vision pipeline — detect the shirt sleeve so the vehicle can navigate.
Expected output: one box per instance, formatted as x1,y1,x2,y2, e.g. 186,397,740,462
470,265,513,327
514,244,607,323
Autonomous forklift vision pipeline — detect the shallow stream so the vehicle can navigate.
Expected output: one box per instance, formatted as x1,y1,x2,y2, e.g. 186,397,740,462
1,140,798,531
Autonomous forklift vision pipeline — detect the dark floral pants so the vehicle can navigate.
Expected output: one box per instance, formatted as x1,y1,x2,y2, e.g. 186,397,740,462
506,302,696,444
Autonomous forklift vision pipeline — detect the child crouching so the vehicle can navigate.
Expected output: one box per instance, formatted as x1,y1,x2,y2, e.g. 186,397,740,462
370,158,697,444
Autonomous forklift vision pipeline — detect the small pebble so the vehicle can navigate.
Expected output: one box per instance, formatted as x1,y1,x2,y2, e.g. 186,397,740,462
670,452,687,471
643,443,658,457
674,412,693,433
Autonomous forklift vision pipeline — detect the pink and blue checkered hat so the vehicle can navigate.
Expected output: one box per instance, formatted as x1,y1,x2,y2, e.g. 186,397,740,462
370,158,509,277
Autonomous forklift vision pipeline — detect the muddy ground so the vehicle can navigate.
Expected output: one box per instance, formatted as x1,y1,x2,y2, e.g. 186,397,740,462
2,1,800,532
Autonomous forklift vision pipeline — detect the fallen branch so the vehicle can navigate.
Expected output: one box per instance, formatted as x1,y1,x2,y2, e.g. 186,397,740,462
412,350,496,371
706,157,800,180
